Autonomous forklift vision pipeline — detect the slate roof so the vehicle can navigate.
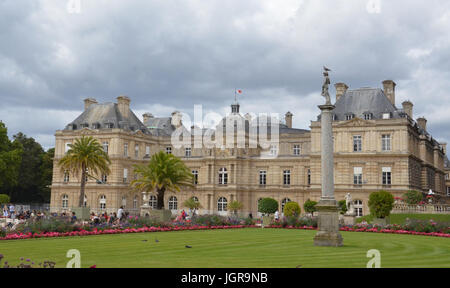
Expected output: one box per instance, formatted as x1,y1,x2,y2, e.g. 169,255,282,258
144,117,176,136
65,103,148,133
333,88,403,121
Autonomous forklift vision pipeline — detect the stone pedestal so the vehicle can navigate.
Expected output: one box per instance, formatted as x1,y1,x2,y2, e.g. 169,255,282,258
343,214,356,226
140,205,151,217
313,103,343,247
71,207,91,220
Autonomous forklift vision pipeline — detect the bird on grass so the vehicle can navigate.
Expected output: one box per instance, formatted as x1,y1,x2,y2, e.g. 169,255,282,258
155,238,159,243
185,245,192,248
141,240,148,242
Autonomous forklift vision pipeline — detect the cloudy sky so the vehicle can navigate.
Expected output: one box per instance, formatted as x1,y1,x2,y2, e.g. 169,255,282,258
1,0,449,149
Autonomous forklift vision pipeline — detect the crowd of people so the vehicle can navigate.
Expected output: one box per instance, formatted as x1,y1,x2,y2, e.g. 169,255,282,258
2,204,48,221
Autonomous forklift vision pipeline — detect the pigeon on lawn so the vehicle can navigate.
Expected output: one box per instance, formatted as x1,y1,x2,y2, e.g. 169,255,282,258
155,238,159,243
185,245,192,248
141,240,148,242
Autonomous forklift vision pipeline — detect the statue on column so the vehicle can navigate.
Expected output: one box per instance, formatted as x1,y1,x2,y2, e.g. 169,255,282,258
321,66,332,105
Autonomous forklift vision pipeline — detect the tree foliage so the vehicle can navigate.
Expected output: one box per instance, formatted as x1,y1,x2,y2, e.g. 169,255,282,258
284,201,301,217
258,198,278,215
131,151,194,210
303,199,318,214
403,190,423,205
228,200,244,215
338,200,348,215
183,197,202,211
0,122,23,194
0,194,10,205
368,190,395,219
58,136,111,207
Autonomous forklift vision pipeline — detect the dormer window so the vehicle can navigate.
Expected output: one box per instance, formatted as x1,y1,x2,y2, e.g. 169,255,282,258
333,114,337,121
382,113,391,119
92,123,101,129
363,113,373,120
345,113,354,121
105,123,114,129
80,123,89,128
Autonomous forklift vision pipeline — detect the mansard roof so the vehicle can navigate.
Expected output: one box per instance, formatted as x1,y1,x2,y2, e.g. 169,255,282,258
143,117,176,136
333,88,403,121
65,102,148,133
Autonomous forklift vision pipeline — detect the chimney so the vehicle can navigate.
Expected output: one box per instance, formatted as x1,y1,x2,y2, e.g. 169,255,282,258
84,98,98,110
117,95,131,118
334,83,349,102
382,80,396,106
285,111,293,128
441,142,447,155
417,117,427,131
142,113,154,123
171,111,182,128
402,100,413,119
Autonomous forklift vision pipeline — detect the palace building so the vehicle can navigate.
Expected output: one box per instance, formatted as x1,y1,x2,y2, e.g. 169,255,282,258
50,80,450,217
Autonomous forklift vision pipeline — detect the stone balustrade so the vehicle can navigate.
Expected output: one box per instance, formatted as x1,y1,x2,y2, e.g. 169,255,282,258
392,203,450,214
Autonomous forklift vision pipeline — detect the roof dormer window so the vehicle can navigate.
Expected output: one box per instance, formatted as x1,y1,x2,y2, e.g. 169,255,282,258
345,113,354,121
80,123,89,128
363,112,373,120
382,112,391,119
92,123,101,129
105,122,114,129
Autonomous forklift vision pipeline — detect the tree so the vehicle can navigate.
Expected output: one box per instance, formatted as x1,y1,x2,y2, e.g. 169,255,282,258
58,136,111,207
131,151,194,210
303,199,318,215
39,148,55,203
11,133,45,202
228,200,244,215
258,198,278,215
0,194,10,205
284,202,301,217
0,122,22,196
403,190,423,205
183,197,202,215
368,190,395,219
338,200,348,215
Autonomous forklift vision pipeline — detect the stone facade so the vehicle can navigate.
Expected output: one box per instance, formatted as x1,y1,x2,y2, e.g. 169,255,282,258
50,80,450,217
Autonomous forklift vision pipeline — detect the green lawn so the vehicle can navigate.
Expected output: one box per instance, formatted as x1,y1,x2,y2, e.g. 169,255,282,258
1,228,449,268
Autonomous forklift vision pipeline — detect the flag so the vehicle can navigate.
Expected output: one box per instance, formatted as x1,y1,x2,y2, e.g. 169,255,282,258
236,89,242,94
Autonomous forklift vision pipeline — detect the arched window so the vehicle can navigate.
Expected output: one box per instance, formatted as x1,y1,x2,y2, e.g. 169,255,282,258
133,196,138,209
62,194,69,209
169,196,178,210
281,198,291,212
354,200,363,217
218,197,228,212
149,195,157,209
219,168,228,185
99,195,106,210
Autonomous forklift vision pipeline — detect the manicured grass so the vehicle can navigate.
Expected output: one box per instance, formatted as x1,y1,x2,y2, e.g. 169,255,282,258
1,228,449,268
357,214,450,224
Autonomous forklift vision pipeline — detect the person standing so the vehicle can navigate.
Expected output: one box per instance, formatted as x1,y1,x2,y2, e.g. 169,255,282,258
9,204,15,219
274,210,279,221
117,206,124,222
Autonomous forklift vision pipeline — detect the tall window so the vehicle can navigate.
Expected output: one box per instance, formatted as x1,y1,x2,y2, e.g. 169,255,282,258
219,168,228,185
122,196,127,207
62,194,69,209
149,195,157,209
168,196,178,210
123,168,128,183
135,144,139,158
102,142,109,153
307,169,311,186
145,146,150,157
124,143,128,157
382,134,391,151
218,197,228,212
101,174,108,183
354,167,363,185
63,171,70,183
192,170,199,185
185,147,192,158
259,170,267,186
166,147,172,154
354,200,363,216
133,196,138,209
382,167,392,185
283,170,291,186
293,145,301,156
447,187,450,197
281,198,291,212
99,195,106,210
353,135,362,152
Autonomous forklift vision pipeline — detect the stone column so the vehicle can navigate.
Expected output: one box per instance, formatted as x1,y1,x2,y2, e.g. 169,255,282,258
313,104,343,247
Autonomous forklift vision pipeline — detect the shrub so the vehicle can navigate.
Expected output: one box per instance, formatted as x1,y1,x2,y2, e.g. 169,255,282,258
258,198,278,215
338,200,347,215
368,190,395,219
0,194,10,205
303,199,317,215
283,202,301,217
403,190,423,205
228,201,244,215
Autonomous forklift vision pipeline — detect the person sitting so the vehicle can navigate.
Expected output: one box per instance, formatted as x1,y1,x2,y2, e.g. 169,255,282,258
71,212,77,223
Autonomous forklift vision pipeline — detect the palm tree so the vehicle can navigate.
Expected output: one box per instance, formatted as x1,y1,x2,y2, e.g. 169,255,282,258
228,200,244,216
131,151,194,210
58,136,111,207
183,197,202,216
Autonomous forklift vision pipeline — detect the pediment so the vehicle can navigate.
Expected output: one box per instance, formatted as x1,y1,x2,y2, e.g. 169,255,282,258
77,128,97,135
